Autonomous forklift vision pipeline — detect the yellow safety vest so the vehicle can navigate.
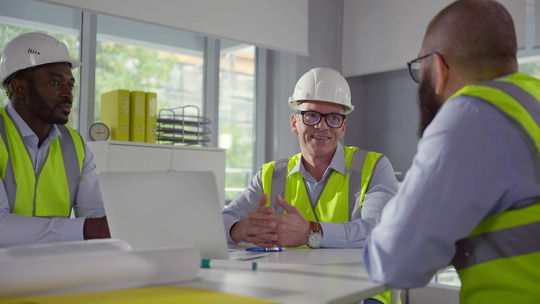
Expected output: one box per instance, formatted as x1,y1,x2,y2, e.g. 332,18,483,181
261,146,397,304
449,73,540,303
0,108,85,217
261,146,382,221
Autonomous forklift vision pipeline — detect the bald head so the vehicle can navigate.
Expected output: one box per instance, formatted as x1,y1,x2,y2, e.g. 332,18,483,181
423,0,517,81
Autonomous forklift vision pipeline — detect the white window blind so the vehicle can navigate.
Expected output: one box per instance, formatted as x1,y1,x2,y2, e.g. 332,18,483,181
37,0,309,56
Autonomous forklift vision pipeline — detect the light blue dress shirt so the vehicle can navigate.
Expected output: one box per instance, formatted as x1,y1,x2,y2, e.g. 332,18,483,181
0,104,106,247
222,142,399,248
364,93,540,288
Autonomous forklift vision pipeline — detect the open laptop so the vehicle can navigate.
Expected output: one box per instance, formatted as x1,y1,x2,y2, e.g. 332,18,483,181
98,171,266,260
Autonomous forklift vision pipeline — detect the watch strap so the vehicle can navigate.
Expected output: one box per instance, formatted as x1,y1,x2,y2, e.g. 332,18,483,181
307,221,323,249
309,221,323,235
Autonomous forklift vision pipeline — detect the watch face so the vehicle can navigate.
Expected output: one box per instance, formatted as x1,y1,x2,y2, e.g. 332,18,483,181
308,231,323,249
89,122,110,141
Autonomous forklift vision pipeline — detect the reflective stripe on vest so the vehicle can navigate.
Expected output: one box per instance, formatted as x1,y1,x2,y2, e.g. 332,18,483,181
0,108,84,217
261,146,382,222
448,73,540,303
452,202,540,270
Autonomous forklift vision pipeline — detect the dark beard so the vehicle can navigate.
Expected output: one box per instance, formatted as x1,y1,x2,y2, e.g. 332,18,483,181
417,74,444,138
28,81,69,125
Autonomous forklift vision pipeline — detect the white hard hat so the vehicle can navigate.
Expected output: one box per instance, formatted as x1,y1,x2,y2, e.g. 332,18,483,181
288,67,353,114
0,32,81,86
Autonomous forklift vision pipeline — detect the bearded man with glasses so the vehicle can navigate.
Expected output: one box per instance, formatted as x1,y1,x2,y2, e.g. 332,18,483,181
365,1,540,303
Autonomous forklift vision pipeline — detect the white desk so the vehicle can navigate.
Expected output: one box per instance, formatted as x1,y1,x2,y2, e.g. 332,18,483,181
184,247,394,304
0,243,396,303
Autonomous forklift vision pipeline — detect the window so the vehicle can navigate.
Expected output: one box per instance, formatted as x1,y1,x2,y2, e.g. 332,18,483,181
94,14,204,123
1,0,261,206
219,41,256,201
519,55,540,78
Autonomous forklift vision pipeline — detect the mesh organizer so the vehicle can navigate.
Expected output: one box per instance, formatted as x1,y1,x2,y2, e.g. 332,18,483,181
156,105,211,145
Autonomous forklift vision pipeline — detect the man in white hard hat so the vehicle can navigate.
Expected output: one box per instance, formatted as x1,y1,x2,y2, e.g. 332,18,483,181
223,67,398,248
0,32,110,247
223,67,398,303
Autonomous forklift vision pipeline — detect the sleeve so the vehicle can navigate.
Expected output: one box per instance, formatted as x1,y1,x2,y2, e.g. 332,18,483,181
221,168,264,243
0,141,105,247
363,98,523,289
72,141,106,218
0,181,87,247
320,155,399,248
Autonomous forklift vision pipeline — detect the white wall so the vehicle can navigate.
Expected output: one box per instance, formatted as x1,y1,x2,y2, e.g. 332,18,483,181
344,69,419,180
342,0,527,77
264,0,344,163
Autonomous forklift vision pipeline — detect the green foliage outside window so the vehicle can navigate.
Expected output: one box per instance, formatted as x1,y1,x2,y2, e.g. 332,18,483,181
94,41,191,121
519,60,540,79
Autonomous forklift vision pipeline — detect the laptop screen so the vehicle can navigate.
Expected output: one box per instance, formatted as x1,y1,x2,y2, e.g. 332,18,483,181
98,171,229,259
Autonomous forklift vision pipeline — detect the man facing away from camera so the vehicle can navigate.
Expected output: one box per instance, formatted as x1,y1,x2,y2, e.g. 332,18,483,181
364,1,540,303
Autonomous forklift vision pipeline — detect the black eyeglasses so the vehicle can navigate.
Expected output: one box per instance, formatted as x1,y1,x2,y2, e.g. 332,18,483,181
295,110,346,128
406,52,449,83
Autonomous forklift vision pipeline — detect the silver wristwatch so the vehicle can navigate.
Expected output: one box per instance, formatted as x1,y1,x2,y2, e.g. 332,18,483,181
307,221,323,249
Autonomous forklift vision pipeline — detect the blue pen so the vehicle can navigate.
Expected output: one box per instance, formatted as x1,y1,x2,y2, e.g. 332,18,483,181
246,247,285,252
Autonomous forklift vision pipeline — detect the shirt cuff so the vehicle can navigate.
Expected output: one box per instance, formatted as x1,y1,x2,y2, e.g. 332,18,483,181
320,222,347,248
223,219,238,243
61,217,86,242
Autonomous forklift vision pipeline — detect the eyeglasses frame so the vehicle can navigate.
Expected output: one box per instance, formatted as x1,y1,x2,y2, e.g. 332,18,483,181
294,110,346,129
406,52,449,83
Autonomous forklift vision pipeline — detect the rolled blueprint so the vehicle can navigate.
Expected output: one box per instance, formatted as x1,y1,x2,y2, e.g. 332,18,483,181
0,239,200,297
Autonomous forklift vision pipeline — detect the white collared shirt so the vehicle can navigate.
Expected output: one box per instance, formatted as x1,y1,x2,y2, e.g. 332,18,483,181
7,103,62,172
